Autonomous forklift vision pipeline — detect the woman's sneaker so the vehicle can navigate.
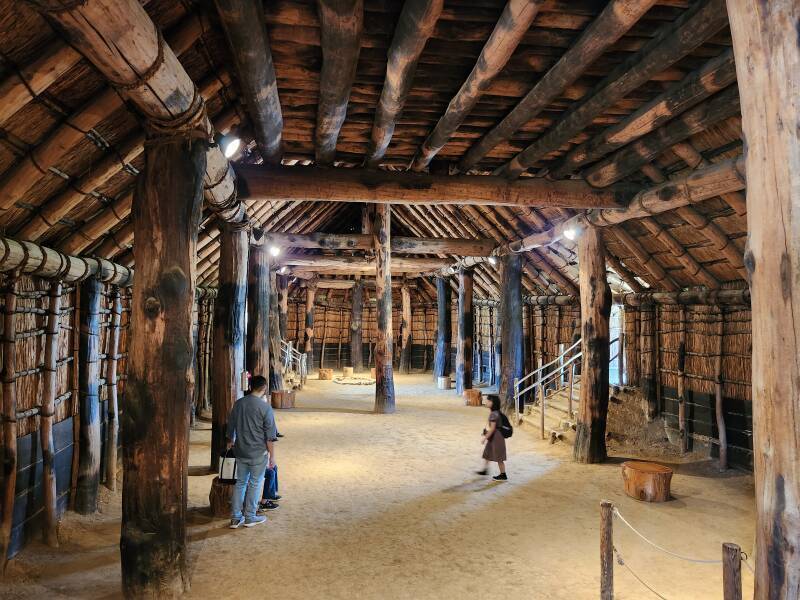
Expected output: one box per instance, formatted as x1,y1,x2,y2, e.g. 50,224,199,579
492,473,508,481
244,515,268,527
229,516,245,529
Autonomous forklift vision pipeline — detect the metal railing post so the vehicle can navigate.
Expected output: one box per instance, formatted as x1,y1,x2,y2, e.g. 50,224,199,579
568,362,575,419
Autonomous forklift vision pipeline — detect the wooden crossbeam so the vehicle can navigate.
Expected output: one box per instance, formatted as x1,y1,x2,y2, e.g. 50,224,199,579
262,232,495,256
280,255,449,272
236,165,626,208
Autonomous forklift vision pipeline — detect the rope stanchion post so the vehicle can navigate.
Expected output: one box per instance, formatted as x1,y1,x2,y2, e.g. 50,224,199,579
722,543,742,600
601,500,614,599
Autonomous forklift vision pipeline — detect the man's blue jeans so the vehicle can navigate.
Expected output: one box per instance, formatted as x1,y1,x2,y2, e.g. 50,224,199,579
231,454,269,520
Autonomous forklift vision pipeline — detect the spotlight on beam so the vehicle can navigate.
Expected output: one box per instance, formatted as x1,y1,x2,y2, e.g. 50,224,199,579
488,256,498,266
219,134,241,159
279,266,288,274
269,245,281,257
563,227,578,241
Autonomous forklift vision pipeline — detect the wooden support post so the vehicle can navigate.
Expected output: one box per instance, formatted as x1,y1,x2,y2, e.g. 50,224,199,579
456,269,474,394
677,307,688,453
714,309,728,471
433,276,452,380
351,277,364,372
211,225,248,470
400,283,412,374
0,275,18,565
499,254,523,413
104,287,121,492
373,204,395,413
121,134,205,596
277,273,289,339
268,270,284,392
337,307,343,369
722,543,742,600
75,277,102,514
246,235,270,380
640,303,658,421
320,306,329,369
600,500,614,600
304,283,317,372
574,226,611,464
475,306,483,383
727,4,800,593
41,280,62,547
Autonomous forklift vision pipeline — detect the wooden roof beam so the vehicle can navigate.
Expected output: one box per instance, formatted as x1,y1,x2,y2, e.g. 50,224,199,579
551,48,737,179
610,227,679,291
409,0,543,171
315,0,363,165
214,0,283,163
458,0,657,173
261,232,494,256
236,165,626,209
28,0,246,223
365,0,443,167
496,0,730,179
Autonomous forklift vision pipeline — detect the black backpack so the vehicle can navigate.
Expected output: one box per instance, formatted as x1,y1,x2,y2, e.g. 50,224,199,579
498,412,513,439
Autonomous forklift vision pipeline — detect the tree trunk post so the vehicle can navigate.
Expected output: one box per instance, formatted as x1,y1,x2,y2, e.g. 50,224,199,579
456,268,474,394
433,276,452,380
268,269,284,392
374,204,395,413
41,280,62,547
0,275,18,566
640,303,658,420
499,254,523,413
400,282,412,374
246,234,270,380
75,276,102,514
277,273,289,340
104,286,121,492
726,2,800,594
211,224,249,470
121,134,205,596
304,283,317,373
574,225,612,464
350,277,364,372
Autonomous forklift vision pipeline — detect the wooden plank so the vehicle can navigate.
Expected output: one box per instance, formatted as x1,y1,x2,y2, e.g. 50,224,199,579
237,164,626,208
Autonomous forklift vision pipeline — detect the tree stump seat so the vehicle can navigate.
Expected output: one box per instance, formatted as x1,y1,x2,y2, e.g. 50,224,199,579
464,389,482,406
319,368,333,380
209,476,233,518
271,390,295,409
621,461,673,502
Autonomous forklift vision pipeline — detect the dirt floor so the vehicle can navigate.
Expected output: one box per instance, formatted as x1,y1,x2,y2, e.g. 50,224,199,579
2,374,755,599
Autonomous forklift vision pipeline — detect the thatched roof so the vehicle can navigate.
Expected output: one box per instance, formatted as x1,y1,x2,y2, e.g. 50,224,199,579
0,0,746,302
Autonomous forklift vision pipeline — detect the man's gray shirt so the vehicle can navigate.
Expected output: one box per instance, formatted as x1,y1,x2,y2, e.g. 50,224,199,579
226,394,277,461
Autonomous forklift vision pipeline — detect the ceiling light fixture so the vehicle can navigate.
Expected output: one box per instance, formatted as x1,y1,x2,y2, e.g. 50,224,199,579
269,245,281,257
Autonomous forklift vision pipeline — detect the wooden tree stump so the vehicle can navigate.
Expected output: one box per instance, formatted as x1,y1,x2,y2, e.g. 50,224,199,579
209,476,233,518
464,389,482,406
621,461,673,502
271,390,295,409
437,375,451,390
319,368,334,380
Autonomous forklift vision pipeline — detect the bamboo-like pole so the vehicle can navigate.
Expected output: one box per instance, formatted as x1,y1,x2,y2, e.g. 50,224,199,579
640,304,658,421
41,280,62,547
677,307,688,453
0,275,19,566
104,287,121,492
400,283,412,374
714,309,728,471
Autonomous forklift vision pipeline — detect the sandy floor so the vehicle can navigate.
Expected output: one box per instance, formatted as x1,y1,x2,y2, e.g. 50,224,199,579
2,374,755,599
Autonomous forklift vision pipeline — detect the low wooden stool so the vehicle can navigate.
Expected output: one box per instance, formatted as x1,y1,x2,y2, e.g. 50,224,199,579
464,389,482,406
437,376,451,390
319,368,333,380
621,461,673,502
343,366,354,377
271,390,295,409
209,476,233,518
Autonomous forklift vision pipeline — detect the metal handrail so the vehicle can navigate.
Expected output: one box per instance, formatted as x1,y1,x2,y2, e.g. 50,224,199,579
517,338,581,386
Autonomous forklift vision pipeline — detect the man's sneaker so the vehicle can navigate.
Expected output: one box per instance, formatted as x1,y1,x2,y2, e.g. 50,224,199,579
270,494,282,501
258,500,280,512
276,433,284,438
492,473,508,481
244,515,268,527
229,516,245,529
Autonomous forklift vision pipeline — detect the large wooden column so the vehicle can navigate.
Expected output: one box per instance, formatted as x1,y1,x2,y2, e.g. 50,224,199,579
433,276,452,379
573,226,612,464
498,255,523,413
726,1,800,594
399,282,412,374
268,270,284,392
456,268,474,394
304,283,317,372
75,276,102,514
211,224,248,469
41,281,62,547
121,135,205,595
0,276,18,565
277,273,289,339
246,234,270,379
373,204,395,413
350,277,364,372
640,303,658,420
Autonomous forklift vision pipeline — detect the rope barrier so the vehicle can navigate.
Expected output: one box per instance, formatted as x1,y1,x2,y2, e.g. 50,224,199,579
613,546,670,600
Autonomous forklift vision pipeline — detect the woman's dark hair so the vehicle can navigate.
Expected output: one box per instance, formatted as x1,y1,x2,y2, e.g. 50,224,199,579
249,375,268,392
486,394,501,412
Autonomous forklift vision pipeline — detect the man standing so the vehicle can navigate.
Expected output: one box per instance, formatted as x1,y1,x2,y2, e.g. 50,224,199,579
226,375,276,528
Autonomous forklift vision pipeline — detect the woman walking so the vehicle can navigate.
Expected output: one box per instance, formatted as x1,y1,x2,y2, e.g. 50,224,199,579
477,394,508,481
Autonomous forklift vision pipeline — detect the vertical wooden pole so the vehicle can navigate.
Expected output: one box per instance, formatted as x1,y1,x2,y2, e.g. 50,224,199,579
487,306,496,385
246,235,270,379
499,254,523,413
474,305,482,383
351,277,364,372
456,269,474,394
104,286,121,492
202,298,214,412
195,298,208,418
726,6,800,591
433,276,452,380
121,134,205,596
68,285,80,511
400,282,412,374
211,224,249,470
41,280,62,547
374,204,395,413
677,307,688,453
619,326,626,386
304,283,317,372
722,542,743,600
493,303,502,388
75,276,102,514
337,305,344,369
320,306,329,369
714,309,728,471
600,500,614,600
268,269,284,392
277,273,289,339
640,303,658,421
0,275,18,565
574,226,611,464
